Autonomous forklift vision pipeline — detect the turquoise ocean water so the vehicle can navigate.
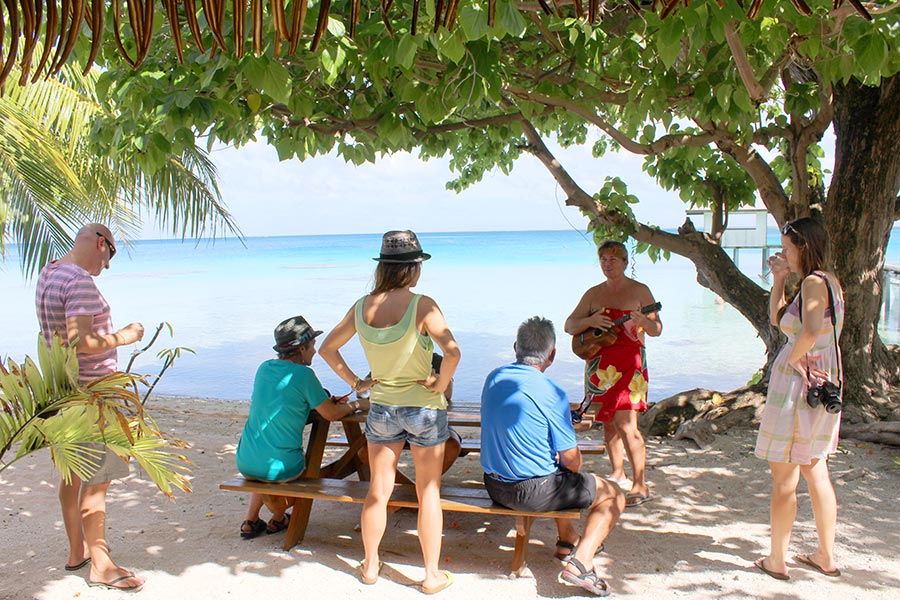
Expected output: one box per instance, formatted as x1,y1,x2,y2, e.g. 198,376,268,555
3,229,899,404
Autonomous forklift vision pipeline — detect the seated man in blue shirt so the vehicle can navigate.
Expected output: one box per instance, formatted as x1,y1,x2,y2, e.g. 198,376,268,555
235,315,370,539
480,316,624,596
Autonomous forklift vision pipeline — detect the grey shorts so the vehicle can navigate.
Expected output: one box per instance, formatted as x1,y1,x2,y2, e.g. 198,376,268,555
483,469,596,512
78,443,130,485
365,403,449,447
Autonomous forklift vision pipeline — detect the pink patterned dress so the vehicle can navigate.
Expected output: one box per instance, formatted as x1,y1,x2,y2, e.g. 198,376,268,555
755,273,844,464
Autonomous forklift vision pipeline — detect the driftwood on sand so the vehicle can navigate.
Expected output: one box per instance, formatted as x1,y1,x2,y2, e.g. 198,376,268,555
640,384,900,447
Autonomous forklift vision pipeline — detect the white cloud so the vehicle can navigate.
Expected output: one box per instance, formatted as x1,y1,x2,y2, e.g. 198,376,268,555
141,133,715,239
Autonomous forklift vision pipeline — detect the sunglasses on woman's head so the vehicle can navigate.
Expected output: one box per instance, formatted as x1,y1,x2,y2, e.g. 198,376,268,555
781,222,797,236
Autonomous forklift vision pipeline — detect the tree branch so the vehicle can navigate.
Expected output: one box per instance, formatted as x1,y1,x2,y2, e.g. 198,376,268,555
713,135,790,223
517,117,779,354
724,21,768,103
507,85,716,154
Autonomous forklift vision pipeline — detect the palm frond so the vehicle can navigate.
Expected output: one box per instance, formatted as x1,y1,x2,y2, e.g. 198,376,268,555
0,337,192,496
0,53,240,277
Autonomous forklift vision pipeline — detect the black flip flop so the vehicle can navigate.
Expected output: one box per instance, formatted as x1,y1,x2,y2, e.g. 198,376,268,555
796,554,840,577
65,557,91,571
754,558,790,581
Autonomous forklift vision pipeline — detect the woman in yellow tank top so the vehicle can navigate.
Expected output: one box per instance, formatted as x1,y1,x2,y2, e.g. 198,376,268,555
320,230,460,594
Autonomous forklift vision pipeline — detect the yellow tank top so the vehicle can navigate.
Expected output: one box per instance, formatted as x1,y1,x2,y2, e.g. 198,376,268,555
354,294,447,409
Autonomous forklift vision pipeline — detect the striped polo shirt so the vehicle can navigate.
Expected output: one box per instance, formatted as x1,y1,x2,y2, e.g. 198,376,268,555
35,261,117,381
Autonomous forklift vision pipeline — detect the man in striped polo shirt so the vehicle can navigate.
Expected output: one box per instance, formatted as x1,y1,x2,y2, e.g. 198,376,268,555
35,224,146,591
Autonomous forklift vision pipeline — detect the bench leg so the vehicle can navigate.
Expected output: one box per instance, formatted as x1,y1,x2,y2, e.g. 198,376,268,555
283,414,330,551
284,497,314,550
511,516,534,577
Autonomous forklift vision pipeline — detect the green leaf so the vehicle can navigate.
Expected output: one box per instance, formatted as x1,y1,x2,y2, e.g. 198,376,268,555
458,4,490,40
497,0,527,37
657,20,684,70
434,30,466,64
396,34,419,70
855,33,887,77
246,93,262,114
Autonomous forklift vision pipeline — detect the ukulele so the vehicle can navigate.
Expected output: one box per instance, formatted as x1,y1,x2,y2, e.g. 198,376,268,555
571,302,662,360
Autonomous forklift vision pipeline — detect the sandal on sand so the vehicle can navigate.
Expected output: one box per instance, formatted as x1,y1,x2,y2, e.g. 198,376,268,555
65,557,91,571
554,538,605,563
753,558,790,581
558,557,610,597
796,554,841,577
421,571,454,595
88,573,144,592
358,559,383,585
266,513,290,534
625,493,653,507
240,519,267,539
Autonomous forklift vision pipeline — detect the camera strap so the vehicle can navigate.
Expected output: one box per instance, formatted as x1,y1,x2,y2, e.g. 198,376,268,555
797,272,842,393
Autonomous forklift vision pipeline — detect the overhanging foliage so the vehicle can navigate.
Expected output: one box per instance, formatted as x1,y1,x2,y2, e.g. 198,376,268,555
0,0,876,89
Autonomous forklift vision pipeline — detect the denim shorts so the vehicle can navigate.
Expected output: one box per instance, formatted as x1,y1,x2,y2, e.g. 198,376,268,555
365,403,450,447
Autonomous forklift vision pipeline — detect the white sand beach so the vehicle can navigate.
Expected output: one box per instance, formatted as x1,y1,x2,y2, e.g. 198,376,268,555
1,396,898,600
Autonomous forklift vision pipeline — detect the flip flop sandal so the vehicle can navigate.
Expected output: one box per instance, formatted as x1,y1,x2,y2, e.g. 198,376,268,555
88,573,144,592
266,513,291,534
558,557,610,597
625,493,653,507
240,518,267,539
64,557,91,571
753,558,790,581
795,554,841,577
358,559,383,585
421,571,454,595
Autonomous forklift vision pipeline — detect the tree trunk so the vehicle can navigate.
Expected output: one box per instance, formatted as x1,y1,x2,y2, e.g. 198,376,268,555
827,74,900,423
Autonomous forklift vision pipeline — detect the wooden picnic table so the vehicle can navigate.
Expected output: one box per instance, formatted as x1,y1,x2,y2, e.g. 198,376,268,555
283,403,482,550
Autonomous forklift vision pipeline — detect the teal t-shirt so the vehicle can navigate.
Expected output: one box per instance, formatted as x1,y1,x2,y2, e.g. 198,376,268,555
236,359,329,481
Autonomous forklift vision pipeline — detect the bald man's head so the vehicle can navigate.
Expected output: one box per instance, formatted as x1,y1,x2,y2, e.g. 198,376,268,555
71,223,117,274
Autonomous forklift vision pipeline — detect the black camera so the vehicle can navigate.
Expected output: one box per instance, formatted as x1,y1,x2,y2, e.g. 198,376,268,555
807,380,842,414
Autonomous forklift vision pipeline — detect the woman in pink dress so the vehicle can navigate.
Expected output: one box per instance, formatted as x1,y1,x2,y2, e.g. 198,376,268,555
753,218,844,580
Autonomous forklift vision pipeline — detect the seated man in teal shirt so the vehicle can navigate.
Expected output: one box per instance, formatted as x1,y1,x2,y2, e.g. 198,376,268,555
235,315,370,539
480,316,624,596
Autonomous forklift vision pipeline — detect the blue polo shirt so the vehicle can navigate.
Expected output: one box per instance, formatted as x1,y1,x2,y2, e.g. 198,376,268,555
480,363,577,482
236,359,329,481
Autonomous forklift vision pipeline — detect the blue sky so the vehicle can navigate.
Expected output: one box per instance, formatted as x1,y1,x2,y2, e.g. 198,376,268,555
145,135,691,238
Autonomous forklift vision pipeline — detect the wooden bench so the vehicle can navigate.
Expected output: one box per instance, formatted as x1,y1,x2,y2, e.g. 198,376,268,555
324,436,606,456
220,475,581,574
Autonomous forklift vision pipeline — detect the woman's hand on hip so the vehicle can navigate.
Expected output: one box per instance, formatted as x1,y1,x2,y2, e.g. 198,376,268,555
416,374,446,394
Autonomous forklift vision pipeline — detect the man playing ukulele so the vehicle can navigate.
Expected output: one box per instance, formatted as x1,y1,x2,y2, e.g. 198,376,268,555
565,241,662,507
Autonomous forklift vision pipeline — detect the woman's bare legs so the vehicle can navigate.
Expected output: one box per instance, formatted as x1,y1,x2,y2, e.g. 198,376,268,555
410,442,450,591
612,411,647,497
799,458,838,572
602,422,627,482
360,441,403,582
761,461,801,575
